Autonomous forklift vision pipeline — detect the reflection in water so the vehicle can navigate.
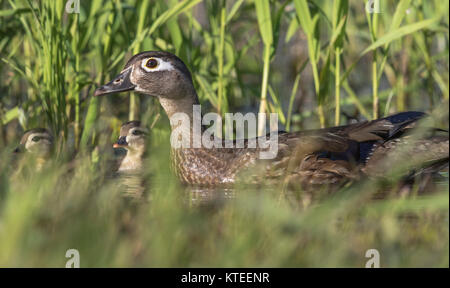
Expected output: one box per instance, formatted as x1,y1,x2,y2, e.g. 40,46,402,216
183,186,236,207
115,171,145,200
116,171,449,209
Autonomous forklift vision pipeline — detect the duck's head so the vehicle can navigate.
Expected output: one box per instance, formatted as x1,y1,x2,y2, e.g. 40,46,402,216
15,128,54,158
114,121,148,154
95,51,199,118
95,51,195,100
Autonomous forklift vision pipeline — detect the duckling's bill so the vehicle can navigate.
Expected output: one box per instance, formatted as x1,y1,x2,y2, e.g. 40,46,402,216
113,136,128,148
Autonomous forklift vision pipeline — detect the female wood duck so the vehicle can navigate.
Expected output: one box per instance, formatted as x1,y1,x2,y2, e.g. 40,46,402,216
95,51,449,188
14,128,54,171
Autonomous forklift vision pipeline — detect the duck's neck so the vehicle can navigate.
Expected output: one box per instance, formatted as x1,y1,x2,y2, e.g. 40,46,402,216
158,90,204,146
119,148,144,172
35,156,48,171
158,91,199,119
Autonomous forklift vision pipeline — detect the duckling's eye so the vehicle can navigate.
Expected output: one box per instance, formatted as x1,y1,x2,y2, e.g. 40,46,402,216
145,58,158,69
31,136,40,142
132,130,143,136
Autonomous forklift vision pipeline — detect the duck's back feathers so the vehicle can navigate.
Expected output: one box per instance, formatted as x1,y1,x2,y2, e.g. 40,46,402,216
172,111,448,187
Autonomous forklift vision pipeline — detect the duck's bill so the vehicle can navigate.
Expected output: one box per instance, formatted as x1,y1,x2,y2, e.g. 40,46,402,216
94,68,136,97
113,143,128,148
113,136,128,148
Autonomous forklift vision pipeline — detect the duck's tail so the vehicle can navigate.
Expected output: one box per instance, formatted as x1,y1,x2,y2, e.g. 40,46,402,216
361,111,449,177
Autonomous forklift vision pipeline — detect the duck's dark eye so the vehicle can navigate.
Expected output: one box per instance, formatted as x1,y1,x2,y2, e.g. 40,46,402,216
132,130,143,136
31,136,40,142
145,58,158,69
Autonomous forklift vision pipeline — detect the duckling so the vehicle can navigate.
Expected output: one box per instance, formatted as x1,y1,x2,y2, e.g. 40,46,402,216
113,121,149,199
14,128,54,171
114,121,148,172
95,51,449,189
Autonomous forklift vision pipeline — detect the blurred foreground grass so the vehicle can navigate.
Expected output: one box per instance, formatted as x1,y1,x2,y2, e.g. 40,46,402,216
0,127,448,267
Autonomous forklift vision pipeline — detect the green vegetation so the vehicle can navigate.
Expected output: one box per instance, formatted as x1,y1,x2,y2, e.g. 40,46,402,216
0,0,448,267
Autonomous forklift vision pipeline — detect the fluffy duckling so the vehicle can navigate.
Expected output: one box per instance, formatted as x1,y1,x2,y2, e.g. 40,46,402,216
113,121,149,199
114,121,148,172
14,128,54,171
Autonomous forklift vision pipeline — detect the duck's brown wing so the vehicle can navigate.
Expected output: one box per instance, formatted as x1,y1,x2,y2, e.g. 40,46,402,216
265,111,434,187
363,134,449,177
263,130,359,188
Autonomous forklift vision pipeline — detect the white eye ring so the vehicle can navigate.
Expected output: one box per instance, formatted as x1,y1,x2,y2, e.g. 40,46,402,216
141,58,159,72
141,58,175,72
